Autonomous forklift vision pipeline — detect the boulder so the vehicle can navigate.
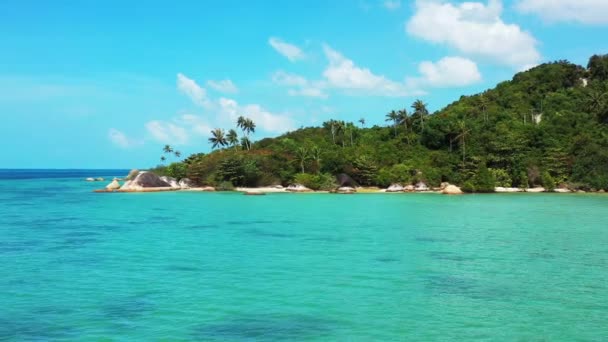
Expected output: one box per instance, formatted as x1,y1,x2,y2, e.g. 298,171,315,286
576,190,587,193
125,169,140,181
442,185,463,195
440,182,450,190
178,178,194,189
415,182,429,191
95,177,105,182
386,184,404,192
495,187,524,193
286,184,312,192
336,186,356,194
120,172,171,190
404,185,415,192
105,179,121,190
160,176,180,189
554,188,571,193
85,177,95,182
526,187,546,193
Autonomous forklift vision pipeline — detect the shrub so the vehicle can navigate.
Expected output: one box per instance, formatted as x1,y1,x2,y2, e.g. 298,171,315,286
473,163,496,192
461,181,475,193
216,181,235,191
490,168,512,187
293,173,337,190
541,171,556,191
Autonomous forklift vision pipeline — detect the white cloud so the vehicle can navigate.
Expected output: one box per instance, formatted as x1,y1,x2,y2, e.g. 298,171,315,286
272,71,328,98
406,0,541,69
108,128,142,148
383,0,401,10
268,37,305,62
515,0,608,25
206,79,238,93
218,97,296,133
288,88,328,99
175,73,296,134
179,114,213,136
177,73,210,107
322,44,416,96
145,120,190,145
272,71,309,87
408,56,482,87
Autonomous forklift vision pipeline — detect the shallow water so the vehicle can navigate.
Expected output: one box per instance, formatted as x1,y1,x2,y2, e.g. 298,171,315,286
1,171,607,340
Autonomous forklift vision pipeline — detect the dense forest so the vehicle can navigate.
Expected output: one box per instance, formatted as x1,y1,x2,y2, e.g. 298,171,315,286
152,55,608,192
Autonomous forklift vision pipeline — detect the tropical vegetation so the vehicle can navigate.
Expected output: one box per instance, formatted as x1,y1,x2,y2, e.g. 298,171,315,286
150,55,608,192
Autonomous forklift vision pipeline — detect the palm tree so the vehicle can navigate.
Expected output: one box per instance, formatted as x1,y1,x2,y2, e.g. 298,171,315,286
160,155,166,164
237,116,246,132
227,129,239,150
240,136,251,150
174,151,182,159
385,110,399,137
335,121,346,147
397,109,409,132
453,120,470,168
411,99,429,131
162,145,173,154
310,146,322,173
208,128,227,150
243,118,256,150
358,118,366,127
330,120,337,144
295,147,309,173
345,122,356,146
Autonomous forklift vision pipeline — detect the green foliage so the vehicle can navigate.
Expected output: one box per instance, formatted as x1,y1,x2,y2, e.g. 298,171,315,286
375,164,413,187
293,173,337,191
541,171,556,191
466,163,496,193
216,181,235,191
489,168,512,187
461,181,475,193
350,155,378,186
166,55,608,191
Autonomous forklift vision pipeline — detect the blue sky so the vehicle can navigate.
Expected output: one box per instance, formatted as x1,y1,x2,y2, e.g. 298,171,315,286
1,0,607,168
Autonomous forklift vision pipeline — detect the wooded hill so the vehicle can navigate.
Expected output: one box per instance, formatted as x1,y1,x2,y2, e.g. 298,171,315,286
154,54,608,192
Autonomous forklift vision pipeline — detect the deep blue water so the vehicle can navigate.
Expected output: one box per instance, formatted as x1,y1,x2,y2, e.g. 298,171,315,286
1,169,607,340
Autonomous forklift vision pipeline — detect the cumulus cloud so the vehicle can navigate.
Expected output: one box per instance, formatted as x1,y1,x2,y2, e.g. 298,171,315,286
145,120,190,145
272,71,328,99
322,44,416,96
407,56,482,87
515,0,608,25
383,0,401,10
177,73,210,107
176,73,296,133
268,37,305,62
218,97,296,132
206,79,238,93
406,0,541,69
108,128,142,148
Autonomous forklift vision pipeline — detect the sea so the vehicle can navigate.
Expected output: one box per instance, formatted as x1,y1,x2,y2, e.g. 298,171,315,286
1,169,607,341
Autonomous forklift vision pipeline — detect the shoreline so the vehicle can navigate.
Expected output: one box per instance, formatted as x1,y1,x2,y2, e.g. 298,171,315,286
92,186,606,194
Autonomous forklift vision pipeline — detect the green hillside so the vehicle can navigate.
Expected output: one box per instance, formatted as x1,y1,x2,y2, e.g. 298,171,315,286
155,54,608,192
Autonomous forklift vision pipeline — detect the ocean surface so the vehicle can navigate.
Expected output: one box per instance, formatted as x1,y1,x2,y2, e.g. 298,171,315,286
1,169,607,341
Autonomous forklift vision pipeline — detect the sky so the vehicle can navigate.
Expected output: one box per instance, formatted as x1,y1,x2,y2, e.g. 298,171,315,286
1,0,607,169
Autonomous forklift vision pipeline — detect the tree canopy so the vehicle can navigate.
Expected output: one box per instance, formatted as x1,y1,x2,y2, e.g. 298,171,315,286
151,55,608,191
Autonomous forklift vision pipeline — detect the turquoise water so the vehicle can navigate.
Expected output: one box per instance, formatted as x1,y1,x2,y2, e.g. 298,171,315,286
1,171,607,341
